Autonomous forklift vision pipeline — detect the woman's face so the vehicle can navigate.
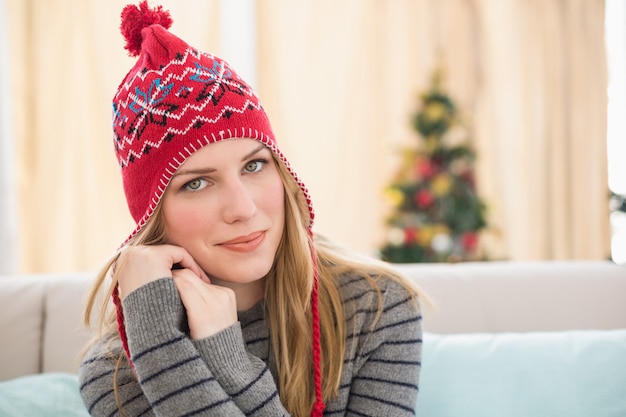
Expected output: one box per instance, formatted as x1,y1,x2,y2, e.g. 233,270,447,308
162,138,285,288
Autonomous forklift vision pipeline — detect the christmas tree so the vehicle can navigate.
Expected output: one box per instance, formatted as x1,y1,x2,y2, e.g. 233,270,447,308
380,72,488,263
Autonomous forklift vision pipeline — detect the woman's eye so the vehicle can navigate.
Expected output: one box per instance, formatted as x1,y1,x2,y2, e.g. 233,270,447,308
244,159,266,173
183,178,207,191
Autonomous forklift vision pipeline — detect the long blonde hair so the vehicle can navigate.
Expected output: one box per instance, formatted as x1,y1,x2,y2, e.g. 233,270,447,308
83,152,423,417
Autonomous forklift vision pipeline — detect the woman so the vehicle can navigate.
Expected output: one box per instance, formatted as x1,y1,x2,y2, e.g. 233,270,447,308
79,2,423,416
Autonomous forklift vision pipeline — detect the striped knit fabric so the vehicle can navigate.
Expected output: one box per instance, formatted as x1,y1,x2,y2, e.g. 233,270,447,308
79,273,422,416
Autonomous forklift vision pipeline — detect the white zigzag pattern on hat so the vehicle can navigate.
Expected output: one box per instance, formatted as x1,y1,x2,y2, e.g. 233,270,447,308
116,97,264,167
114,48,262,164
117,48,213,93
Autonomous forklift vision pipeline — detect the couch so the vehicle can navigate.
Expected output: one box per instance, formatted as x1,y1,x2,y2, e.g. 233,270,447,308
1,260,625,416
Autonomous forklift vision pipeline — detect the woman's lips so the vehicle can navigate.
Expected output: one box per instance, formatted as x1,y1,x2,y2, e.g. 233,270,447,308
218,231,265,253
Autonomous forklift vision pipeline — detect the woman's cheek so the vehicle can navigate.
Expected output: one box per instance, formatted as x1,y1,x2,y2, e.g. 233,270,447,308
166,200,215,239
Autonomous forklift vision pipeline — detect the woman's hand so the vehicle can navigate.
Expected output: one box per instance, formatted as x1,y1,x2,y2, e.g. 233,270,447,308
115,244,209,299
172,269,238,339
115,244,237,339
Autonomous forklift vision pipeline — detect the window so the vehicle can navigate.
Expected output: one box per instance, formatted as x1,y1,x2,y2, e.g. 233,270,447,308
606,0,626,265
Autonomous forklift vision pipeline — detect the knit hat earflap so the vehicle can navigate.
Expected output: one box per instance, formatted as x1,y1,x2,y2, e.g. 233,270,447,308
111,2,323,415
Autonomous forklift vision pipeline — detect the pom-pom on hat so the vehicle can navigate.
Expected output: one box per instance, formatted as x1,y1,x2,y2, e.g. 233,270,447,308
111,2,323,415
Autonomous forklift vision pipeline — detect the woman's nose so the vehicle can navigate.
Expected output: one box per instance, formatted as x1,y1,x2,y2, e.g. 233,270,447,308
222,178,257,223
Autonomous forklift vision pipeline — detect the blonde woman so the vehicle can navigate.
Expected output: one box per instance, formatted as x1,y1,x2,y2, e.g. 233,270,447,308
79,2,423,417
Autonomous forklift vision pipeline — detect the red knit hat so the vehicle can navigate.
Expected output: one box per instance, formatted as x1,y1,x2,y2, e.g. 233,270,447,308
111,3,324,415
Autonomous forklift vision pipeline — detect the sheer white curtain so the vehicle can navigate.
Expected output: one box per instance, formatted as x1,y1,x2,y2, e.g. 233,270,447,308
257,0,610,261
0,0,19,273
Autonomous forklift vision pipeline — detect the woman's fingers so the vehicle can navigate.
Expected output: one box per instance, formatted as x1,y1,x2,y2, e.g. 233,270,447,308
115,244,208,298
172,269,237,340
168,247,211,284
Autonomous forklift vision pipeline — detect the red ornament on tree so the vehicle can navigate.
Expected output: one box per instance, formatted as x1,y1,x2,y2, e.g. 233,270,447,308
404,227,418,245
415,158,437,179
460,232,478,251
415,189,435,208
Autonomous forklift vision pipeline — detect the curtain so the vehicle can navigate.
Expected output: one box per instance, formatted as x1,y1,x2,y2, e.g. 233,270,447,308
0,0,18,273
6,0,610,272
473,0,609,260
258,0,610,261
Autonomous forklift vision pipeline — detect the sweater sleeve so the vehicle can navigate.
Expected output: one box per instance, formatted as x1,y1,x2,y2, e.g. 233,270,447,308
192,325,291,416
79,336,151,416
345,279,423,416
79,278,253,416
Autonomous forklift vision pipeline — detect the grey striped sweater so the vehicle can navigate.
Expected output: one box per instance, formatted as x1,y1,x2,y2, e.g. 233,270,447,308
79,272,422,416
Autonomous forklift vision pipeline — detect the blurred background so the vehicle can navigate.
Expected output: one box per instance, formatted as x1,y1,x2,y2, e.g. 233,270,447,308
0,0,624,274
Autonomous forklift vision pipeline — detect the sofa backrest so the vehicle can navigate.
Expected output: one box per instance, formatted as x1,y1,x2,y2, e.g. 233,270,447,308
393,260,626,334
1,260,625,381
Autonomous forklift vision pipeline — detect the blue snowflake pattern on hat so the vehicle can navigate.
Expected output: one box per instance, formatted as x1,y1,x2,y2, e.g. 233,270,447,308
129,78,174,113
190,61,232,83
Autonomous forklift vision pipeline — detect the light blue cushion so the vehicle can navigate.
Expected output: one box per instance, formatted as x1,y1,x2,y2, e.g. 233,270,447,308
0,373,88,417
416,330,626,417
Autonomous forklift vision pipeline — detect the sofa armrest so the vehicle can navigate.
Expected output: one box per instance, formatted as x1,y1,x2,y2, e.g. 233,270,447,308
0,276,46,381
0,273,94,382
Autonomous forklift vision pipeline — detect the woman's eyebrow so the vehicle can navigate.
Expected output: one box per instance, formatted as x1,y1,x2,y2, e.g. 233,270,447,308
243,144,269,161
173,167,215,177
173,144,268,178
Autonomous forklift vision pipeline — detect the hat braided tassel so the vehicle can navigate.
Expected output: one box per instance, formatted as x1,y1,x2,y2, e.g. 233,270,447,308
309,228,325,417
112,285,134,368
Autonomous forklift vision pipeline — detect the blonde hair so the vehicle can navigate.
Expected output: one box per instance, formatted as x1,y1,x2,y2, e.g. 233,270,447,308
83,152,423,417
